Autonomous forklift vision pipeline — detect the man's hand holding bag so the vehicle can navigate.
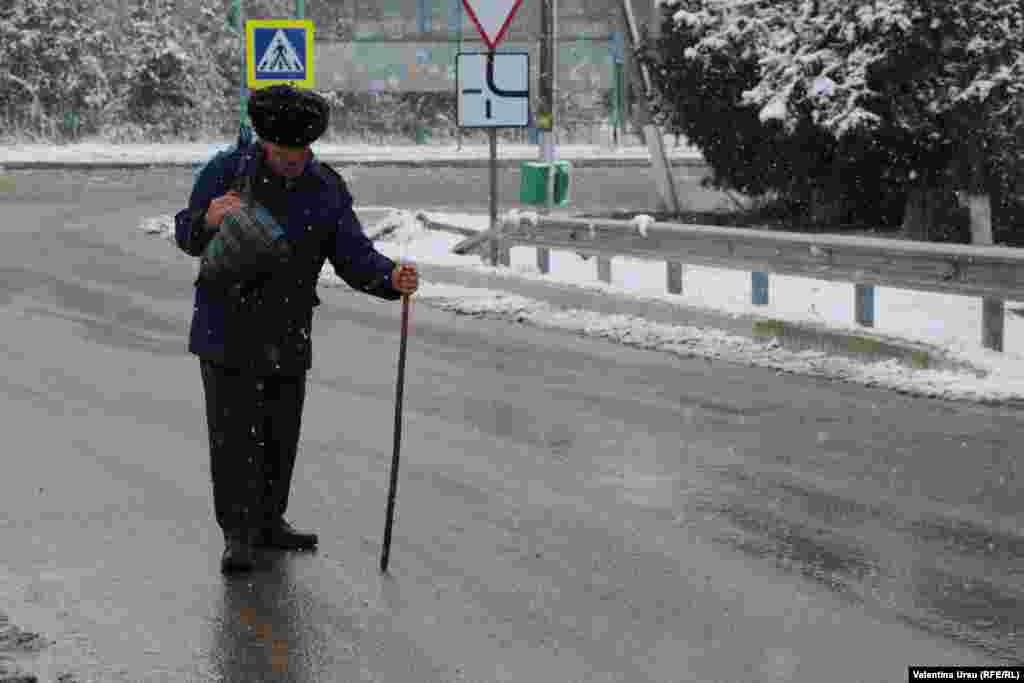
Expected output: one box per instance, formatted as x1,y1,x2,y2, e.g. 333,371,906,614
205,191,243,230
199,186,292,290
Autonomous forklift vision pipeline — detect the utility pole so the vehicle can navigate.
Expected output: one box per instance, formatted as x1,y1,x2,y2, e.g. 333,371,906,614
230,0,248,134
538,0,558,211
451,0,464,151
609,23,625,148
538,0,555,144
620,0,680,214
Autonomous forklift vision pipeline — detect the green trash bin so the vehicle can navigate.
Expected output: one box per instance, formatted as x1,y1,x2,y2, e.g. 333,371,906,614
519,161,571,207
62,112,81,139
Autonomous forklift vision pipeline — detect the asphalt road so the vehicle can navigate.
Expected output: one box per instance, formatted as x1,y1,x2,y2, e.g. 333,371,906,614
0,168,1021,682
300,160,730,215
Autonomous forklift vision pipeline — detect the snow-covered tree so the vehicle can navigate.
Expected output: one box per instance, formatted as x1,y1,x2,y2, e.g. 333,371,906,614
106,1,235,140
0,0,115,138
644,0,1024,242
0,0,241,141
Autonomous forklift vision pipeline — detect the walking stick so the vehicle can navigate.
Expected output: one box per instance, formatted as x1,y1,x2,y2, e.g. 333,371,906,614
380,292,411,573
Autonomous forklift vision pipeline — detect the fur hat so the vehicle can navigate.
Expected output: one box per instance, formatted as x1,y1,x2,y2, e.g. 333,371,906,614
248,85,329,147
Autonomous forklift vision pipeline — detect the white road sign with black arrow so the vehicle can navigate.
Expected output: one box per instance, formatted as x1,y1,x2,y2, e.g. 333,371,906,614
457,52,529,128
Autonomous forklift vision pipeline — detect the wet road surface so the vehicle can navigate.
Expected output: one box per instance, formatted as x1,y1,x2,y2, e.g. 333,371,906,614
0,168,1020,681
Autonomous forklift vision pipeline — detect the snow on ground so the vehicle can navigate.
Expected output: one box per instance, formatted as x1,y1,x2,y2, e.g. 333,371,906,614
0,140,701,166
368,210,1024,354
398,282,1024,404
141,210,1024,403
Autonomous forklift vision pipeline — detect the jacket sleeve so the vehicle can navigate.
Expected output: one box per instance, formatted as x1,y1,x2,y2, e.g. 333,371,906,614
174,151,234,257
327,187,402,301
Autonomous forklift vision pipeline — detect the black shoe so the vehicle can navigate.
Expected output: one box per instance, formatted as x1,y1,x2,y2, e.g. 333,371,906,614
221,537,255,574
258,520,318,550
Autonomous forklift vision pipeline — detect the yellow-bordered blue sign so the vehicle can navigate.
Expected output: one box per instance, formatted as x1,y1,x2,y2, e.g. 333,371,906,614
246,19,315,89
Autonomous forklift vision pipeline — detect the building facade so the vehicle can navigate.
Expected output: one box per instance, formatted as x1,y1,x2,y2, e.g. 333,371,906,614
238,0,661,128
304,0,625,93
226,0,664,135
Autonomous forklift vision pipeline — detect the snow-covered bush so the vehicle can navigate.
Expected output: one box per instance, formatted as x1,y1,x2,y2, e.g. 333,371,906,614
0,0,115,140
0,0,242,141
103,2,235,141
642,0,1024,240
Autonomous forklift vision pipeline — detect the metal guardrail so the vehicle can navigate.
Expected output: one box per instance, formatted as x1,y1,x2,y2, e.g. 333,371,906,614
437,213,1024,352
499,215,1024,300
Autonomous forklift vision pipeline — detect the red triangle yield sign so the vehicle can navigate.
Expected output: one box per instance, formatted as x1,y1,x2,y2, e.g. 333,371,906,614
462,0,525,51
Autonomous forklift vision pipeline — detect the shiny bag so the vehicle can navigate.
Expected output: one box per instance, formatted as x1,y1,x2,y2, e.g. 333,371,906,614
198,176,292,290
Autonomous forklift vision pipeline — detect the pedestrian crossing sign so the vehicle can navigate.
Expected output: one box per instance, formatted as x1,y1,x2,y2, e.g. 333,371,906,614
246,19,315,89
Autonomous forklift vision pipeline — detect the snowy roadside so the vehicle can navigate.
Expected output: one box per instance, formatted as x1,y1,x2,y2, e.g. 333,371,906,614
140,210,1024,405
0,141,701,167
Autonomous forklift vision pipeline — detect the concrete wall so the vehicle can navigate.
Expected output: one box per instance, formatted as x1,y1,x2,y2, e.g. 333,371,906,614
314,38,620,94
297,0,632,98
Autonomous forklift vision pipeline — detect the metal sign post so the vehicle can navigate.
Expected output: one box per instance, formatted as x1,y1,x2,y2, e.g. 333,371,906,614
610,30,625,148
537,0,554,139
229,0,248,132
456,50,529,266
450,0,465,150
458,0,528,266
546,0,557,214
489,93,500,266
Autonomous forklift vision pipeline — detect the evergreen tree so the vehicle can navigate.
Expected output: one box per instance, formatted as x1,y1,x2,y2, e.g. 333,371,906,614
644,0,1024,240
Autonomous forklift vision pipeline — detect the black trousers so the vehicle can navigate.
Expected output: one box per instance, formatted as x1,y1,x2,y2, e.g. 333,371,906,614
199,359,307,541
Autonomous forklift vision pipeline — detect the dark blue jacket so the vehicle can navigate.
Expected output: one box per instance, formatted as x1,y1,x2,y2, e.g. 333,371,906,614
175,142,400,376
